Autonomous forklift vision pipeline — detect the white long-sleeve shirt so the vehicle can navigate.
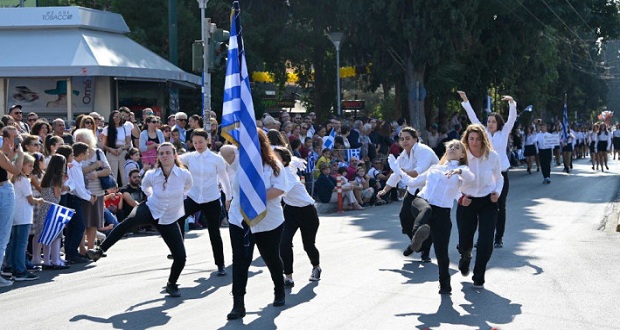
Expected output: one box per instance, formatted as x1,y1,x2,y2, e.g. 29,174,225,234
282,165,315,207
596,131,612,152
67,159,91,201
179,149,232,203
462,100,517,171
398,160,474,208
460,150,503,198
386,142,438,194
142,165,193,225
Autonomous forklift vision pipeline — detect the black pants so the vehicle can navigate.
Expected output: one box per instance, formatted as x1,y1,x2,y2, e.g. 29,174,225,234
229,223,284,298
64,194,85,260
428,205,452,287
410,195,433,254
100,203,186,285
494,171,509,242
399,192,416,237
539,148,552,179
280,204,320,275
177,198,224,267
456,195,498,285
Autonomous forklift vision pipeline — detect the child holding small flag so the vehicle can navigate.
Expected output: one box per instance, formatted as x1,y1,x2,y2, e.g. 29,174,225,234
3,154,44,281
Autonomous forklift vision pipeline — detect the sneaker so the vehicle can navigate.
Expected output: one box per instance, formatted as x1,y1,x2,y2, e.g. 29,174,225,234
166,283,181,297
13,272,39,281
410,225,430,252
1,267,13,277
0,276,13,287
284,277,295,287
494,239,503,248
309,266,322,281
86,248,104,262
472,281,484,289
217,265,227,276
458,254,471,277
438,285,452,295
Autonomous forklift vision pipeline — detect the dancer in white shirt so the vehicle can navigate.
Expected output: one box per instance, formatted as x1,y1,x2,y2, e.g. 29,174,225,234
382,127,438,261
87,143,193,298
176,129,231,276
458,91,515,249
455,124,504,289
596,123,612,172
382,139,474,294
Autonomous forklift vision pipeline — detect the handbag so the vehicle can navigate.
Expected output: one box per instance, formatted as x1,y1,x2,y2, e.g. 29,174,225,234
96,149,118,190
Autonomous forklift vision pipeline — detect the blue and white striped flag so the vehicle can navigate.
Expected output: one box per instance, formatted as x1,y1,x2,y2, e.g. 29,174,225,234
562,101,569,140
38,202,75,246
485,95,493,113
221,1,267,226
322,128,336,150
346,148,361,162
305,152,317,174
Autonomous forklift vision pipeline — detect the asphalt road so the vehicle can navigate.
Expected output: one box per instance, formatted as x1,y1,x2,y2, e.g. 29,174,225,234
1,157,620,329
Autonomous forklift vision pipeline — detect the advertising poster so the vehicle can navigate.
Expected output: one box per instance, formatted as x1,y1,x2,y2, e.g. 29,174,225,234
7,77,95,114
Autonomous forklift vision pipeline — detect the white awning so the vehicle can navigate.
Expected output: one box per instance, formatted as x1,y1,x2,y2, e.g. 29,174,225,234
0,6,201,86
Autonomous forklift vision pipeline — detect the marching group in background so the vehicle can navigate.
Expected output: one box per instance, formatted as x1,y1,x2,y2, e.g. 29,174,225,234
0,89,618,317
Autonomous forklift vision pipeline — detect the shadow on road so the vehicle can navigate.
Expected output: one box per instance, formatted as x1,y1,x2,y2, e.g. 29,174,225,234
395,283,522,328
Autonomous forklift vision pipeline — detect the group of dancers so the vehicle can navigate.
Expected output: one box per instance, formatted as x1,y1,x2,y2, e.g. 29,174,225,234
86,129,322,320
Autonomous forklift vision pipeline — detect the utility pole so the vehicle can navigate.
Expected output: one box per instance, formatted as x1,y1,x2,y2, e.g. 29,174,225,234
197,0,212,127
169,0,179,115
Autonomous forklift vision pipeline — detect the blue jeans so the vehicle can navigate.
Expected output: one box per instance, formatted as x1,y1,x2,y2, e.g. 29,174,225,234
0,184,15,264
102,209,119,236
5,224,31,274
64,195,86,260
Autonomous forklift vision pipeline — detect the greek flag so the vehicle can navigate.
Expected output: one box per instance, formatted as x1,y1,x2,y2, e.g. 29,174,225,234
221,1,266,226
38,202,75,246
346,148,361,162
323,128,336,150
562,102,569,140
485,95,493,113
306,152,317,174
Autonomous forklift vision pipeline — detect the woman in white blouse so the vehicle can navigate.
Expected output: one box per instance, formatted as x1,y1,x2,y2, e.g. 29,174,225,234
226,129,288,320
596,123,612,172
381,139,474,294
458,91,515,249
456,124,504,289
87,143,193,298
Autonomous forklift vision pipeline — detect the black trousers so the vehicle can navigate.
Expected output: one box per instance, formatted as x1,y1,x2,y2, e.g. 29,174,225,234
410,195,433,254
64,194,86,260
280,204,320,275
229,223,284,297
494,171,509,242
177,198,225,267
539,148,552,179
100,203,186,285
456,195,498,285
428,205,452,287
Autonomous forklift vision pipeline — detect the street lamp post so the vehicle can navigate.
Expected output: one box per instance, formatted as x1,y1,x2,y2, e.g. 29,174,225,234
327,31,344,117
197,0,211,126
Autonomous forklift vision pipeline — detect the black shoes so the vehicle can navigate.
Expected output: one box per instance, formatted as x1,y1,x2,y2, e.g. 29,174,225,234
166,283,181,297
403,246,414,257
472,281,484,289
217,265,227,276
227,297,246,320
410,225,430,253
458,253,472,277
273,287,285,307
86,249,104,262
284,277,295,287
439,284,452,295
420,252,431,263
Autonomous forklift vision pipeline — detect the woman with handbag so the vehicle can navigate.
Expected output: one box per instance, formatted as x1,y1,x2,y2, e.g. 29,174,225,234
102,110,132,187
74,128,112,257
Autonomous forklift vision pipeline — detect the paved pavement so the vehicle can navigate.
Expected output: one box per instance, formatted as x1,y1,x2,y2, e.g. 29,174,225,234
2,157,620,329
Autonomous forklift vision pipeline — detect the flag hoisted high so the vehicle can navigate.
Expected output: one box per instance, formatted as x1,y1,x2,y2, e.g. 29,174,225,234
562,101,569,141
220,1,266,226
38,202,75,246
323,128,336,150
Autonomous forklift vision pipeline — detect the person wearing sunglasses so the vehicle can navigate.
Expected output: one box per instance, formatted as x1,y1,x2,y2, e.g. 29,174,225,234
8,105,29,134
172,112,188,143
26,113,39,130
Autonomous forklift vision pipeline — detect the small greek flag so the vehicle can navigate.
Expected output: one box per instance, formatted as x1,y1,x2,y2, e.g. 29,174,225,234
562,102,569,140
485,95,493,113
323,128,336,150
524,105,533,112
306,152,317,174
39,202,75,246
221,1,267,226
346,148,361,162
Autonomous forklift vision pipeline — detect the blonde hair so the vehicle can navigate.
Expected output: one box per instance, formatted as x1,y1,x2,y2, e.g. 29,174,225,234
438,139,468,166
461,123,493,158
12,153,35,183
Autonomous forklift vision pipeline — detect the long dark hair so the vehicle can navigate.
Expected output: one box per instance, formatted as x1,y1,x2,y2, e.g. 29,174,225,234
488,112,506,131
106,110,120,148
41,154,66,188
258,129,280,176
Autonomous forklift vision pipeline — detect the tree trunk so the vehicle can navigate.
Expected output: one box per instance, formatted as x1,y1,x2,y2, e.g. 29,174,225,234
405,58,427,134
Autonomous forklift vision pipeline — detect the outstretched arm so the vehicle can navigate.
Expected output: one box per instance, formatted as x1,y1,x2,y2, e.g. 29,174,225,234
457,91,481,125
